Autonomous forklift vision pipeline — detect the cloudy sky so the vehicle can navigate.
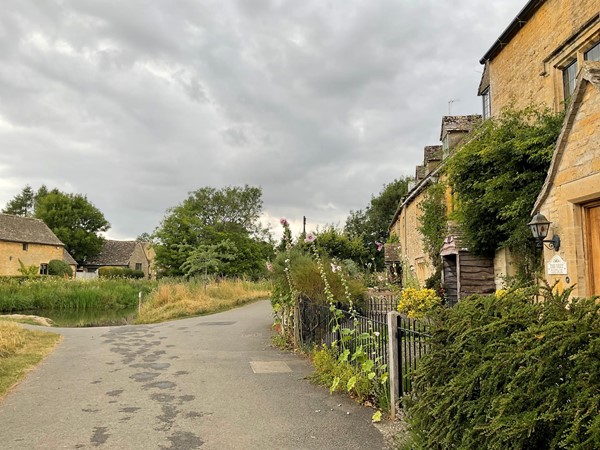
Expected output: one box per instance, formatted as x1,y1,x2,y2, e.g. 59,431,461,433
0,0,525,240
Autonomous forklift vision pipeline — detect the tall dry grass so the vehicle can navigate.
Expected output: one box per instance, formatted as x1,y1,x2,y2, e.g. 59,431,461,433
0,322,26,358
136,278,271,324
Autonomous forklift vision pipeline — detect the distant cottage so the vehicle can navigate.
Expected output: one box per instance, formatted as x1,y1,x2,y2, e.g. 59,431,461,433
82,240,152,279
0,213,77,276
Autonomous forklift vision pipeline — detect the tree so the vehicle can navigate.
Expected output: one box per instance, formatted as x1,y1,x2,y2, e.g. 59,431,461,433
2,185,110,264
181,239,237,279
344,177,411,268
35,190,109,263
153,185,273,277
2,185,35,216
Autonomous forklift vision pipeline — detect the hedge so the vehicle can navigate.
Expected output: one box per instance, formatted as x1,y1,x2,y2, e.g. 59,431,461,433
405,285,600,449
98,267,145,279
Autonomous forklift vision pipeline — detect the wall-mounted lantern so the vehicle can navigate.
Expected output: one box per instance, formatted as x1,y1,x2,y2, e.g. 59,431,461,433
528,212,560,251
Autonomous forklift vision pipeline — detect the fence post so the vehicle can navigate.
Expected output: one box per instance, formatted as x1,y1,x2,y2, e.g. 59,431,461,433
387,310,400,420
293,302,300,349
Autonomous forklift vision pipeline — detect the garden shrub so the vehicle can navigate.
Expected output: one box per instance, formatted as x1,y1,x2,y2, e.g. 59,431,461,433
397,288,441,319
270,247,366,308
405,285,600,449
98,267,144,279
48,259,73,278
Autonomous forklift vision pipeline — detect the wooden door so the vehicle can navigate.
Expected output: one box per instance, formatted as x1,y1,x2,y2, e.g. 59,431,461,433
585,204,600,296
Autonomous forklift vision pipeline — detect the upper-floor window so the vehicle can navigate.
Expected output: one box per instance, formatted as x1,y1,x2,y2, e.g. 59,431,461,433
481,87,491,119
22,243,28,251
563,60,578,101
585,41,600,62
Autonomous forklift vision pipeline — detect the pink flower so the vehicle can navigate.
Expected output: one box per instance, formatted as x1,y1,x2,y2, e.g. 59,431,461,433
279,217,288,226
304,232,316,243
376,241,384,252
266,262,273,272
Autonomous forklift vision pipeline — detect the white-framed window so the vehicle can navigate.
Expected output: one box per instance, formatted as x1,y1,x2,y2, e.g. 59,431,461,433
135,263,142,271
40,264,48,275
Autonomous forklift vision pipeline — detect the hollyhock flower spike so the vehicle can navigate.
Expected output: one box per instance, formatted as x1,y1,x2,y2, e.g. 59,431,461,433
266,262,273,272
304,232,316,243
279,218,288,226
330,262,341,273
376,241,384,252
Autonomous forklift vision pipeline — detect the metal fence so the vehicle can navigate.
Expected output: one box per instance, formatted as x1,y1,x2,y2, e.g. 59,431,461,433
297,297,389,368
297,296,430,400
396,315,430,397
365,294,398,323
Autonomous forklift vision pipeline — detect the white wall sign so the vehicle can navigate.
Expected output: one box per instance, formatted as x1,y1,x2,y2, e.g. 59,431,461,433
547,255,568,275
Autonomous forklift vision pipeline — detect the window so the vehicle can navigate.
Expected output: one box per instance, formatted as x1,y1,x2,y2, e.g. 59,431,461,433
481,87,491,120
40,264,48,275
22,243,28,251
563,60,578,101
585,41,600,62
135,263,142,271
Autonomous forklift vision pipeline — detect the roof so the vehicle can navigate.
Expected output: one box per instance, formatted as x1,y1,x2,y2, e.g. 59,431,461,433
85,240,138,266
479,0,546,64
533,61,600,213
440,115,482,140
0,214,64,246
424,145,442,163
63,248,77,266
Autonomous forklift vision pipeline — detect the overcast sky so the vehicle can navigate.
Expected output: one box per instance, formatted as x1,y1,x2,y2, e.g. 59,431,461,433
0,0,525,240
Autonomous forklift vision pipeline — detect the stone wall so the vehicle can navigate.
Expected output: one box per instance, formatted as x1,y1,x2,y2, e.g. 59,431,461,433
487,0,600,115
537,71,600,297
128,243,150,278
0,241,63,276
390,188,435,287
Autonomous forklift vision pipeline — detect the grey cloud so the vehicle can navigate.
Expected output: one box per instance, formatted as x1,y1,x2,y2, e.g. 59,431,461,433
0,0,525,238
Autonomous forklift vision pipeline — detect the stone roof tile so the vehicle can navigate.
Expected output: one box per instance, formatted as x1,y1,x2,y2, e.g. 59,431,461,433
0,214,63,246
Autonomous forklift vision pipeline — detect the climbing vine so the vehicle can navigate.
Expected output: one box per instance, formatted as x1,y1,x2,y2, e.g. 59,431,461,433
447,106,564,281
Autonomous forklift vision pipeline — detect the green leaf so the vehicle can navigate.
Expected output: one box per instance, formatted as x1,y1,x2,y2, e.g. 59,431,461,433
347,376,357,392
330,376,340,394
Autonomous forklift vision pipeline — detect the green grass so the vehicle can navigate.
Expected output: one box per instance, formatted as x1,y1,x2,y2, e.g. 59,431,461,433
0,277,156,312
0,322,61,398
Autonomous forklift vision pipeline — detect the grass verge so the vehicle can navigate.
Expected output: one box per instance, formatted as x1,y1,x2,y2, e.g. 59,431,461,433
136,278,272,324
0,322,61,398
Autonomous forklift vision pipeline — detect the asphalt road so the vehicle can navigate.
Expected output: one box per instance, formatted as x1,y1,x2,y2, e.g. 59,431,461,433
0,300,385,449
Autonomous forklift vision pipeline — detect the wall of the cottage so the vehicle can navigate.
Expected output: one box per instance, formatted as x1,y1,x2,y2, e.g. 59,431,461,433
128,243,150,278
0,241,63,276
538,81,600,297
493,248,516,290
488,0,600,115
391,190,435,287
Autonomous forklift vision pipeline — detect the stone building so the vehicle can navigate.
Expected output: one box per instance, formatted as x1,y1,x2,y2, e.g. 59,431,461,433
82,240,151,278
478,0,600,289
0,214,76,276
388,115,493,304
531,62,600,297
478,0,600,117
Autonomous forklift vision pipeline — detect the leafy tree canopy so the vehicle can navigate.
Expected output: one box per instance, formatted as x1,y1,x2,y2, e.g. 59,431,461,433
2,185,110,264
447,107,564,258
344,177,411,267
153,185,273,277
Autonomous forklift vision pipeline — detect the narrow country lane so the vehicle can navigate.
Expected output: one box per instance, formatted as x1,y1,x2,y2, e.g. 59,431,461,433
0,301,385,450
